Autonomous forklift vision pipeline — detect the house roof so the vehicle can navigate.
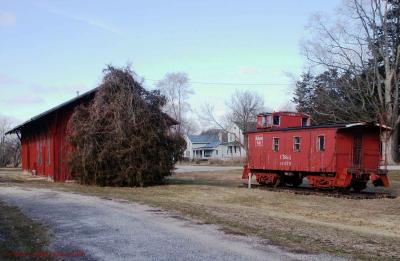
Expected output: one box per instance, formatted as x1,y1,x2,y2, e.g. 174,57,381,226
6,87,178,135
193,141,221,150
188,135,221,150
187,134,220,144
258,111,310,117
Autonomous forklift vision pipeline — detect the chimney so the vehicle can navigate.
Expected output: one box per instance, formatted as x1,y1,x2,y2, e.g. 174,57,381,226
218,131,222,142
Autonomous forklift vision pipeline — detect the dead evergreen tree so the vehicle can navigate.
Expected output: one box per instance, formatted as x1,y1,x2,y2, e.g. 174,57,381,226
299,0,400,162
67,66,186,187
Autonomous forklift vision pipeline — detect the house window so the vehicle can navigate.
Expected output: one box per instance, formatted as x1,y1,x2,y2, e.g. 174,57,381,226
215,150,218,155
293,136,301,152
234,146,237,153
204,150,212,157
318,135,325,151
273,138,279,152
273,115,280,126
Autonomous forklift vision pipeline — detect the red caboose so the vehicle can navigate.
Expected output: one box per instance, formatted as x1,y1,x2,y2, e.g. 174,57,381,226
243,112,389,191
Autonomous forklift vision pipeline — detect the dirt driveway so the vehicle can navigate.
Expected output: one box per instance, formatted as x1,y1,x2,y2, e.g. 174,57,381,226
0,186,342,261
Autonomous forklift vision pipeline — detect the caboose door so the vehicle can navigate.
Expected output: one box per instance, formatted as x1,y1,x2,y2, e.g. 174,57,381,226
352,132,362,168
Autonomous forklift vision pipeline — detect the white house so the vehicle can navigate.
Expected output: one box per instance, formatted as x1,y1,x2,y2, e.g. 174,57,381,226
184,123,248,161
184,134,221,159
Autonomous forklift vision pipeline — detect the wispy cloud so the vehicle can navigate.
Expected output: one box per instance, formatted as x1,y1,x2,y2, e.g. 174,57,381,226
1,94,45,105
0,10,16,27
29,83,89,96
44,6,123,37
0,73,21,86
0,113,21,125
239,66,262,75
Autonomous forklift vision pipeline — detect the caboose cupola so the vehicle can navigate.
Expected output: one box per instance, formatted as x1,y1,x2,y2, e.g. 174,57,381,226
256,111,310,129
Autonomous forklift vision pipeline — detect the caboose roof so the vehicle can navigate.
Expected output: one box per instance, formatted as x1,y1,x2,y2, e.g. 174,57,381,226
258,111,310,117
245,122,389,134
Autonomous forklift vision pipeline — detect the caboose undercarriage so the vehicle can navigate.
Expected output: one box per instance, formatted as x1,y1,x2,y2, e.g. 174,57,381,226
242,165,389,192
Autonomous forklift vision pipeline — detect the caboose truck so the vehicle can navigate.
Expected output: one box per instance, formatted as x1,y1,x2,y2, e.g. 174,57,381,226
243,112,389,192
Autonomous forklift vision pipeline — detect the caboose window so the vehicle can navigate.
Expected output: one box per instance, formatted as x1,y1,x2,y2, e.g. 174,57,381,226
273,115,280,126
261,116,266,126
302,117,308,126
293,136,301,152
318,135,325,151
273,138,279,152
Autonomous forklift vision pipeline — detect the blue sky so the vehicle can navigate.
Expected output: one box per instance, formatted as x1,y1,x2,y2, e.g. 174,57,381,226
0,0,341,123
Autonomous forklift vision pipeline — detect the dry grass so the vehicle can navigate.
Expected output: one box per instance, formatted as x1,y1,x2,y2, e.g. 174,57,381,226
0,200,51,261
0,168,399,260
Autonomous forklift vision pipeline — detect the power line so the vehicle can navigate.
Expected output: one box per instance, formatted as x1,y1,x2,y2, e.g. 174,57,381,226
145,78,292,86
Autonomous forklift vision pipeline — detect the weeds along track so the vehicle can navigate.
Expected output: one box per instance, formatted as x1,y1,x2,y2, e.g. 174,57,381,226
246,185,397,200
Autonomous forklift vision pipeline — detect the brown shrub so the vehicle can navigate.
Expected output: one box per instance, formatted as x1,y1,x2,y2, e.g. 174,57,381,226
67,66,186,187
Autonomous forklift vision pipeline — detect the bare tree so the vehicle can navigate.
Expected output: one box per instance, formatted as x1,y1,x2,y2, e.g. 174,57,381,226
184,118,200,135
302,0,400,162
0,116,21,167
226,90,265,133
199,103,230,135
198,102,243,144
157,72,193,134
199,90,264,151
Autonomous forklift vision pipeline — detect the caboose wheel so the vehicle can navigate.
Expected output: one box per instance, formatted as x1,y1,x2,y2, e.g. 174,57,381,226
273,176,282,187
351,181,367,192
292,177,303,188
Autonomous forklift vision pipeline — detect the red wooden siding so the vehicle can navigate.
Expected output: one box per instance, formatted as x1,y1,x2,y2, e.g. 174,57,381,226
248,128,337,173
20,108,74,182
336,128,381,173
247,125,383,177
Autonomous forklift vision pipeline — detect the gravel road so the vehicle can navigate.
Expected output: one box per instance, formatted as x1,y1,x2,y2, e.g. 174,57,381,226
0,187,342,261
174,165,243,173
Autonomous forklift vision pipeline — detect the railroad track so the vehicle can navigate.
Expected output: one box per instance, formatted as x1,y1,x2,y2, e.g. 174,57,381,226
245,184,397,200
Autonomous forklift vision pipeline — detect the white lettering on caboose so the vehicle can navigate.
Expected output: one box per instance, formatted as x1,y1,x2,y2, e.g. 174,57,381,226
255,135,263,147
279,154,291,160
279,154,292,166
